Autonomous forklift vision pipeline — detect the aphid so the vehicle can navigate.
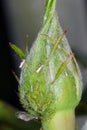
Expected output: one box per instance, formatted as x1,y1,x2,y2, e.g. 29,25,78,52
16,111,34,121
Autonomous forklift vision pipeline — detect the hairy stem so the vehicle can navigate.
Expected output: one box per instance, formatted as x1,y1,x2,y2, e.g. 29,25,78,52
43,0,56,25
42,110,75,130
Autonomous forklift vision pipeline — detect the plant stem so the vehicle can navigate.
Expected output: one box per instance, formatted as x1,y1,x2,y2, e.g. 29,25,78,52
42,110,75,130
43,0,56,25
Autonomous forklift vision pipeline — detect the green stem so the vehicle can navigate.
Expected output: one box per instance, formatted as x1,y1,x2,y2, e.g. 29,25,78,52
43,0,56,25
42,110,75,130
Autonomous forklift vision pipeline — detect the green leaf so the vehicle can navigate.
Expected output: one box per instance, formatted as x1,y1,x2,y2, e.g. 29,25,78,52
9,42,26,59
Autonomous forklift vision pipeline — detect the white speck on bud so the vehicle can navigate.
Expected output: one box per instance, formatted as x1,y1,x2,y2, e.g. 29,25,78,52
44,16,47,21
19,60,25,68
65,72,68,77
30,85,33,92
36,65,44,73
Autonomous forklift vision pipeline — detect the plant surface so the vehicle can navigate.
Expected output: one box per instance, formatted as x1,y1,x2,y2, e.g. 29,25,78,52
10,0,82,130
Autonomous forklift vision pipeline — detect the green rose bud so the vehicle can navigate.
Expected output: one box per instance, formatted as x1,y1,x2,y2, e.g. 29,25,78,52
11,0,82,130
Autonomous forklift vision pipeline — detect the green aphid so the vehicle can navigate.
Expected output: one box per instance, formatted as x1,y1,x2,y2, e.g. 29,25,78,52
11,0,82,130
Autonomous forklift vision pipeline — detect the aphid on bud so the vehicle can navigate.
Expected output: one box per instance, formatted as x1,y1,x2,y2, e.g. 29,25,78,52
16,111,34,121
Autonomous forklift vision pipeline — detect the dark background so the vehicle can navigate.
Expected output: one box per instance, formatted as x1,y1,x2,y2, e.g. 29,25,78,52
0,0,21,109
